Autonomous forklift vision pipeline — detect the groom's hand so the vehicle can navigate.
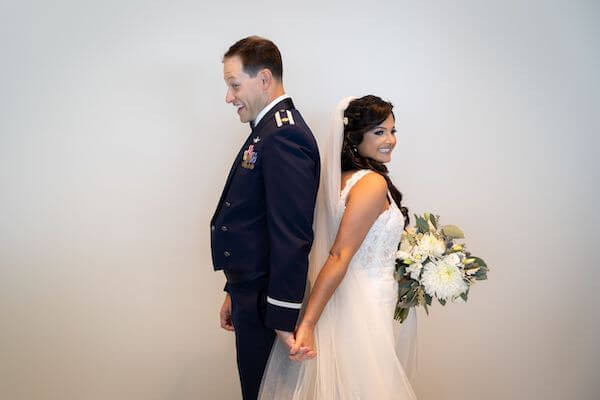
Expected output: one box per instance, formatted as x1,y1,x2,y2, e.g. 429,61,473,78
274,329,296,349
219,294,234,331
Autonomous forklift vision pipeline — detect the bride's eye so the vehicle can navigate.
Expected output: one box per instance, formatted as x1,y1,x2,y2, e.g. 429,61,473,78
374,130,385,136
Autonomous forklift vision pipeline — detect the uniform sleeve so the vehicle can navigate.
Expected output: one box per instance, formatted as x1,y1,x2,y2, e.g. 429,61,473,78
262,127,319,331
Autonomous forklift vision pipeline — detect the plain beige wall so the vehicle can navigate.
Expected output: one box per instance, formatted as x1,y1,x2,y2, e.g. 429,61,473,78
1,0,599,399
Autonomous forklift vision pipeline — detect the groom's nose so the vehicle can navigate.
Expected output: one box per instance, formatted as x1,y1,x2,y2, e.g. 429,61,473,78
225,89,235,104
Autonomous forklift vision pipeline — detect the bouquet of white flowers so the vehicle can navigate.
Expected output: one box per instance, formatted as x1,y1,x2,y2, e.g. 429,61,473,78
394,213,489,323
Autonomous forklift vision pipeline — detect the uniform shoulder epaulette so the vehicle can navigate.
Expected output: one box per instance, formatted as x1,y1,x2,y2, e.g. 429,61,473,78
274,109,295,127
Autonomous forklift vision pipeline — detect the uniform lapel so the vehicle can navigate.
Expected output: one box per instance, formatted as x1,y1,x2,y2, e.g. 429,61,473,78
210,97,296,223
211,127,254,223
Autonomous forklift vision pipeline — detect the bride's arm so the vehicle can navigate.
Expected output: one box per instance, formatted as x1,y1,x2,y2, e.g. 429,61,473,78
289,172,389,360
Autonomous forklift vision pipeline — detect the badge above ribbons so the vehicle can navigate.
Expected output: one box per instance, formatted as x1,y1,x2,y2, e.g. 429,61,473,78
242,144,258,169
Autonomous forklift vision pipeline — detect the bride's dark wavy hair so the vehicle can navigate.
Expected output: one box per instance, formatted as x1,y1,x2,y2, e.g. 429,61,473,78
342,95,409,228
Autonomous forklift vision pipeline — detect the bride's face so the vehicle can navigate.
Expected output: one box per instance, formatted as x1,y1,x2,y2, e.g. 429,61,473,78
357,114,396,163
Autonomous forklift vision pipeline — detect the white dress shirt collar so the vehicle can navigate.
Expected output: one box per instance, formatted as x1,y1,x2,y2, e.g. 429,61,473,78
253,94,291,127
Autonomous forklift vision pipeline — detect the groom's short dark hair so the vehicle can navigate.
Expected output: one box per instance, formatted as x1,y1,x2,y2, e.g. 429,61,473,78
224,36,283,80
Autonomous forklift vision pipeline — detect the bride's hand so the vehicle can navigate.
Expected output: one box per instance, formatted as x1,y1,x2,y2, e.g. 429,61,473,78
289,322,316,361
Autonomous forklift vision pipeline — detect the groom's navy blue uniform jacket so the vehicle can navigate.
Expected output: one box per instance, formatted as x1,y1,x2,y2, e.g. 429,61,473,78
210,97,320,332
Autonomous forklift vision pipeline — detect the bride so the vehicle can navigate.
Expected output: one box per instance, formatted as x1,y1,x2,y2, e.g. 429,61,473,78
259,95,418,399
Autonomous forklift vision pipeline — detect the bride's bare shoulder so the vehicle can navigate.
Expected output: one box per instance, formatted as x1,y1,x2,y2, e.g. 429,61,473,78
345,171,387,211
349,172,386,196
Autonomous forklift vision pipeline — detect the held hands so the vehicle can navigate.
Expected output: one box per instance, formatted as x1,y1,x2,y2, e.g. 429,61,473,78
289,322,316,362
276,329,315,362
219,294,234,331
220,293,316,361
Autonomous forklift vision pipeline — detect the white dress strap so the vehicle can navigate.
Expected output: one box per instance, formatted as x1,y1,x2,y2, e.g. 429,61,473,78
340,169,374,202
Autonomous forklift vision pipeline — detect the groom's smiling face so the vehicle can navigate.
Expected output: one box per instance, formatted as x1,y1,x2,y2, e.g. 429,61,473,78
223,55,266,124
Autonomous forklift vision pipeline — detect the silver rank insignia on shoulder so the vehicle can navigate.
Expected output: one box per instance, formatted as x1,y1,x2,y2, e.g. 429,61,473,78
275,109,295,128
253,136,261,143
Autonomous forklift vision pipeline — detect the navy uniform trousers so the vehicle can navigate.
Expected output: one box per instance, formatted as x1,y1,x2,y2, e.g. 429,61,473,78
227,274,274,400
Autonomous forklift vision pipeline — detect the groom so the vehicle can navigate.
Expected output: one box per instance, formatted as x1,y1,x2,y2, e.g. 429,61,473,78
211,36,320,400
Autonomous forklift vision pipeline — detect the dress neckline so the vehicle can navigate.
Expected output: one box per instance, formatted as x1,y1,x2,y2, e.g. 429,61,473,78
340,169,374,200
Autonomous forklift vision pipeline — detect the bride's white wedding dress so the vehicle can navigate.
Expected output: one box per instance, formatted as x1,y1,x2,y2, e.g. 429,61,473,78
259,169,418,400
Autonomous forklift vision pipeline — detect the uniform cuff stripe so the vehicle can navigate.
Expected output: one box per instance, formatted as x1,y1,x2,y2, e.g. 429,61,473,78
267,296,302,310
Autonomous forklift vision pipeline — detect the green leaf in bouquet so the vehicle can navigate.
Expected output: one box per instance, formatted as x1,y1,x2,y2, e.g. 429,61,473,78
465,267,480,278
425,293,433,306
423,300,429,315
415,214,429,234
398,279,413,290
438,297,447,306
395,262,407,276
442,225,465,239
407,285,421,306
460,289,469,302
417,287,426,306
398,281,415,302
394,306,410,322
398,284,412,298
429,213,438,229
464,261,480,273
471,256,488,269
405,290,416,304
463,257,475,265
475,269,488,280
470,261,488,280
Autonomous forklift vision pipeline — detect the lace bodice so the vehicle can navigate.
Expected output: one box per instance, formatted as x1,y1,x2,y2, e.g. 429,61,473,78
338,170,406,276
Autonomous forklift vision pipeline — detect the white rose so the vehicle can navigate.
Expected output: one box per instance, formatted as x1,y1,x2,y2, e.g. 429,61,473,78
399,238,413,252
406,262,423,280
444,253,461,266
396,250,411,260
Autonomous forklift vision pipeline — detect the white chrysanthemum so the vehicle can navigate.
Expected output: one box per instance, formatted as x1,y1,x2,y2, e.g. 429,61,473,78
418,233,446,258
421,260,468,301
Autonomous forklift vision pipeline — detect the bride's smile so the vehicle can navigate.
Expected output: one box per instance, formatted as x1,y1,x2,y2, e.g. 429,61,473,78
357,113,397,163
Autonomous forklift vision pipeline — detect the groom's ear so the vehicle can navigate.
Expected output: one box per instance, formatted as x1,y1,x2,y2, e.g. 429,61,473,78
257,68,273,90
